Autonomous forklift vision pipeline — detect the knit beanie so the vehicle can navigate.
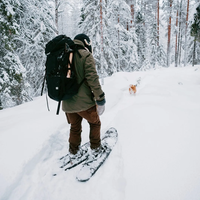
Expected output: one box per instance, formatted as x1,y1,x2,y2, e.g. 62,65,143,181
74,34,92,53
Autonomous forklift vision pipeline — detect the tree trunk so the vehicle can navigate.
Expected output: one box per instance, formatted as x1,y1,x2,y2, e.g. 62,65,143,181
55,0,59,34
178,0,183,66
100,0,104,83
167,0,172,67
118,12,120,71
130,4,134,28
157,0,159,46
126,0,136,30
175,7,179,67
184,0,190,66
192,38,197,66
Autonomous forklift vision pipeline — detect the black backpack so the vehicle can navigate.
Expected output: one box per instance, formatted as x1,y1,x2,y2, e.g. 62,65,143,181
41,35,85,115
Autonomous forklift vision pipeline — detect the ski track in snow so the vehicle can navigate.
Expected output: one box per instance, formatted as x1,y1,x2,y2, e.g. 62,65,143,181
1,66,200,200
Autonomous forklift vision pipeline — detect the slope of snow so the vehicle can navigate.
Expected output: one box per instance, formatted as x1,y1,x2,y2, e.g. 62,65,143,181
0,66,200,200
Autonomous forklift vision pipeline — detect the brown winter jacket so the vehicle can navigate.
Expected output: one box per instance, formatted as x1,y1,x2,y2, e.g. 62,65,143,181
62,39,104,113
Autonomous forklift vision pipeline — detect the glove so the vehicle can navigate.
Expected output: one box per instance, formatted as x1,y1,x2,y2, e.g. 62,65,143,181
96,99,106,116
97,105,105,116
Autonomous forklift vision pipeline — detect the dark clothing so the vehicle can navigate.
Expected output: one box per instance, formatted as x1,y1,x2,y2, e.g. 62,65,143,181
62,39,104,113
66,106,101,154
62,39,105,154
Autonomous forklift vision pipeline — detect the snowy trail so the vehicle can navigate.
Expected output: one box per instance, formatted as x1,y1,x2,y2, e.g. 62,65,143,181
1,120,125,200
1,66,200,200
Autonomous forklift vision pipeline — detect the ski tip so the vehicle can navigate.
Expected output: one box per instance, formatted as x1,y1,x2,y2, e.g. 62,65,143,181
105,127,118,137
76,177,90,182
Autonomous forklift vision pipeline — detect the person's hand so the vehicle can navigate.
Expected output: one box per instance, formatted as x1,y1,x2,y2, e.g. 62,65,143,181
96,99,106,116
97,105,105,115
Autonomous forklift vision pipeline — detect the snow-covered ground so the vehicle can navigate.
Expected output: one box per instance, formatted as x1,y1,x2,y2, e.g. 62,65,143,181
0,66,200,200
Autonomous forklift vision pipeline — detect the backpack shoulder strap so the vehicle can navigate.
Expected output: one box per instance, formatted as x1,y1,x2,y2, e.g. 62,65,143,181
66,52,73,78
71,46,86,86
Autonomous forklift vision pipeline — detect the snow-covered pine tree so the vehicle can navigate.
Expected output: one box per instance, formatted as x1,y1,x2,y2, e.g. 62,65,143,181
108,0,138,72
143,0,166,68
79,0,105,76
190,4,200,66
124,0,138,71
183,0,190,66
79,0,118,76
0,0,56,109
162,0,184,67
135,9,146,69
57,0,83,36
182,1,199,66
174,0,180,67
14,0,56,97
124,24,138,71
79,0,138,75
191,4,200,43
175,0,187,67
0,0,28,109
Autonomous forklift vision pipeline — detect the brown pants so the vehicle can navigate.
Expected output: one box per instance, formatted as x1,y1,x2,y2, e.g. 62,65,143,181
66,106,101,154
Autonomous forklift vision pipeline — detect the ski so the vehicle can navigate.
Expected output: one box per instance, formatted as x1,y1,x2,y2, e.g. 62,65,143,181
59,142,90,171
56,127,118,181
76,127,118,182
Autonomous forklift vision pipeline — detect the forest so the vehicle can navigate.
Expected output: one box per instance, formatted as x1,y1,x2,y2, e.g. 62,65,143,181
0,0,200,109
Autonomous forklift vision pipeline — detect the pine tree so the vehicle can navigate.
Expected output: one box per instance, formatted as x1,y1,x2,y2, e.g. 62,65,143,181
78,0,140,75
57,0,83,36
183,1,199,66
167,0,172,67
0,0,56,109
107,0,138,72
0,0,27,109
162,0,185,67
14,0,56,97
174,0,186,67
135,10,146,69
79,0,105,75
183,0,190,66
176,0,186,66
190,4,200,66
144,0,166,68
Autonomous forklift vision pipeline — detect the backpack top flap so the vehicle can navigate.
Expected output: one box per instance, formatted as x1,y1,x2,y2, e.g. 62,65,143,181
45,35,74,55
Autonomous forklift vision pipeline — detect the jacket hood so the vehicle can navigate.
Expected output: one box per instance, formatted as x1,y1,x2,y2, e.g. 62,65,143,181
74,39,92,53
73,35,93,54
73,39,85,47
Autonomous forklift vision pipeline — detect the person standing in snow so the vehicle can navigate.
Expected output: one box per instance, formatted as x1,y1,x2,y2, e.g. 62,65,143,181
62,33,105,157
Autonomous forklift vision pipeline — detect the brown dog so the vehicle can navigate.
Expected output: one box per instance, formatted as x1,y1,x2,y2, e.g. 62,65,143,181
129,84,137,94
